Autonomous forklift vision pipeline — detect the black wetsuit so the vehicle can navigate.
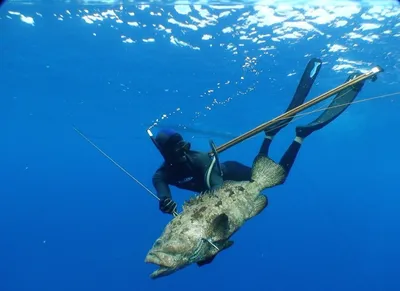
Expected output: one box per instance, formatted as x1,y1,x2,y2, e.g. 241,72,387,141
152,150,252,200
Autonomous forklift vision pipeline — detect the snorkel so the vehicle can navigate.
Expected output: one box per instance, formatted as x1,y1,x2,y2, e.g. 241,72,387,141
147,126,170,162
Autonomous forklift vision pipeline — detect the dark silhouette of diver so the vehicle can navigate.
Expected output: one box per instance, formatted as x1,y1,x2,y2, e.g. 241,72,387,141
151,59,368,215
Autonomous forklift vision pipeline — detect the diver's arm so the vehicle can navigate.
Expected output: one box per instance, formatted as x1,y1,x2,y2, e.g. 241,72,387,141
152,169,172,200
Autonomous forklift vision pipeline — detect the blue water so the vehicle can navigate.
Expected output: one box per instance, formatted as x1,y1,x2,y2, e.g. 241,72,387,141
1,1,400,290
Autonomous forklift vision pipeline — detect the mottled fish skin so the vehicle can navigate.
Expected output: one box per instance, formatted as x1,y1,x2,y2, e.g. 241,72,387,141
145,155,286,279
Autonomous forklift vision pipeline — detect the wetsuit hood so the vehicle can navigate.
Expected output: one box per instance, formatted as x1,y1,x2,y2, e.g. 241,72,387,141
154,129,191,163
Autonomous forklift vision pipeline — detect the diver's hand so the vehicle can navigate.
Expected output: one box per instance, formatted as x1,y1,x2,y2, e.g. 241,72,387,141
159,197,177,215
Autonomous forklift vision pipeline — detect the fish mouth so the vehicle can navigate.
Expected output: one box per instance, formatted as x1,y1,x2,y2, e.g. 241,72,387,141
149,266,175,279
145,252,177,279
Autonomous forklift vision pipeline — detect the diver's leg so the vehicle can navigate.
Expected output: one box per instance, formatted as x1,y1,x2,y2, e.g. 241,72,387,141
264,58,322,137
258,136,273,157
221,161,252,181
296,73,365,138
278,138,303,175
278,73,366,175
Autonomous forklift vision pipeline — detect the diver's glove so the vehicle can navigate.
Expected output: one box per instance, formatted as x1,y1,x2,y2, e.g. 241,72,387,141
159,197,177,214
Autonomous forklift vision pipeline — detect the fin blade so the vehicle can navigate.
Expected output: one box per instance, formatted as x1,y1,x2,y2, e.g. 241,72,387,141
265,58,322,136
251,155,286,190
296,73,366,138
289,58,322,110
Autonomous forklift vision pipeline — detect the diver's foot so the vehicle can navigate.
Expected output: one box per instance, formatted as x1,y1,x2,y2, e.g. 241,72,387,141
295,124,318,139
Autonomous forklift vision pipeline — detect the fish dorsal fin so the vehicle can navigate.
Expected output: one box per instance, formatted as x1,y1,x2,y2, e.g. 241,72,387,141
182,194,200,210
211,213,229,239
182,191,216,211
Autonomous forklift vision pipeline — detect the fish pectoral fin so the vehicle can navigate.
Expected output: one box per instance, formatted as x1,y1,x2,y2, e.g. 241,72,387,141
213,239,234,250
196,240,234,267
197,254,216,267
219,240,233,251
211,213,229,238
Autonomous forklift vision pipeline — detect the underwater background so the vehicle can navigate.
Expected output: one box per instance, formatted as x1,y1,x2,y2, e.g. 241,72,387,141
1,0,400,290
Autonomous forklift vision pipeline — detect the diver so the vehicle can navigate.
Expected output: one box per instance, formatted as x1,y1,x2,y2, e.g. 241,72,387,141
152,60,367,215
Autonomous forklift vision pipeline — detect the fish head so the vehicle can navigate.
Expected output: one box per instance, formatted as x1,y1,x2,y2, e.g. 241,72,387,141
145,236,193,279
145,213,234,279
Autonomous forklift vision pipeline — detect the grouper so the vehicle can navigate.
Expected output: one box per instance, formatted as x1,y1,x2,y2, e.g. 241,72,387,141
144,154,287,279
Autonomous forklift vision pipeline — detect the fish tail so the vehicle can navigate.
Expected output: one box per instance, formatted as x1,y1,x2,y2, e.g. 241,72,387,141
251,154,286,190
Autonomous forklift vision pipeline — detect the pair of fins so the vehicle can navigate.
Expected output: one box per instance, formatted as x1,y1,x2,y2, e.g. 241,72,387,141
265,58,367,137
